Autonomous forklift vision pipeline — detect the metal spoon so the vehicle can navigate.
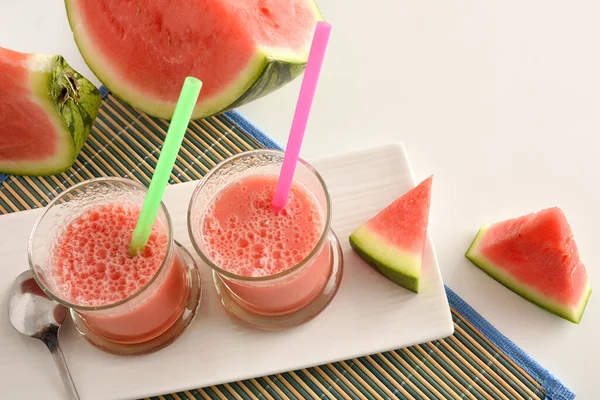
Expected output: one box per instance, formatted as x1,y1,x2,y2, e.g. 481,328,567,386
8,270,80,400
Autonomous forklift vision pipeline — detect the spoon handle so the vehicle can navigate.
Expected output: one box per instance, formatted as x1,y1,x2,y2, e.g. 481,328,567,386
44,330,81,400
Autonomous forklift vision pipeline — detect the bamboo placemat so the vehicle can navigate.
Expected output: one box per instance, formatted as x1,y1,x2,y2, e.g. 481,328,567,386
0,92,574,400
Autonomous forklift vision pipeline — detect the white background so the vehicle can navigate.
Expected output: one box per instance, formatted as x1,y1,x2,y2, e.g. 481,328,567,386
1,0,599,397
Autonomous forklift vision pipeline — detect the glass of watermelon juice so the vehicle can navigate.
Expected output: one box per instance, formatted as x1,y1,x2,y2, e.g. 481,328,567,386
28,177,201,355
187,150,343,330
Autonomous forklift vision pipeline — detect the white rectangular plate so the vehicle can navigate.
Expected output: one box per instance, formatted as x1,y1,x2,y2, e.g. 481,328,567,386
0,143,453,400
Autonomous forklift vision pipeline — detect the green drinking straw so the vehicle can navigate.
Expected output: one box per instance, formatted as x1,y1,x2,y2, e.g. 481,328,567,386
129,76,203,255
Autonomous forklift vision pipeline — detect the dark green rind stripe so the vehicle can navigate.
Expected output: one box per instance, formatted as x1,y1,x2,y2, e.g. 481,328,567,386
349,235,420,293
49,55,101,155
221,58,306,114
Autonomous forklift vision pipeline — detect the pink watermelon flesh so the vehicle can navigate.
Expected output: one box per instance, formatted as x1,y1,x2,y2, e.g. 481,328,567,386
349,176,433,293
466,207,592,323
65,0,322,119
0,50,57,161
0,47,100,176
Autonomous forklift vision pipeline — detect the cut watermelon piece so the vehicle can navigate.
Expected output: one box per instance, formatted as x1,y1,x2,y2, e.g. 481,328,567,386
0,46,101,176
465,207,592,323
64,0,323,120
349,176,433,293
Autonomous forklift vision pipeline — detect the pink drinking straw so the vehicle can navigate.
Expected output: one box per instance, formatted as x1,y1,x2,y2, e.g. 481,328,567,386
272,21,332,212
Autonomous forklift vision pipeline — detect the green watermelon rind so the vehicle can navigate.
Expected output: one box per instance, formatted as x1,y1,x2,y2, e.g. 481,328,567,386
465,225,592,324
64,0,323,120
349,225,420,293
221,55,307,113
0,54,100,176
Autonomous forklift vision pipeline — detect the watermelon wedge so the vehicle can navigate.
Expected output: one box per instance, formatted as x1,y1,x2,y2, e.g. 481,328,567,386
465,207,592,323
350,176,433,293
64,0,323,120
0,46,101,176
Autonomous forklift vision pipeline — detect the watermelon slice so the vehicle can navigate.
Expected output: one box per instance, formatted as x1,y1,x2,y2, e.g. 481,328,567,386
64,0,323,120
349,176,433,293
465,207,592,323
0,46,101,176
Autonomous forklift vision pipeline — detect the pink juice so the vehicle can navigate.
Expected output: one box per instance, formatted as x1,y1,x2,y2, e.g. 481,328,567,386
51,203,188,344
201,174,332,314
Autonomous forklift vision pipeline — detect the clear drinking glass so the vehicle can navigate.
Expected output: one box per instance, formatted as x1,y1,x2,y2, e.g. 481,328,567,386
29,177,201,355
187,150,343,330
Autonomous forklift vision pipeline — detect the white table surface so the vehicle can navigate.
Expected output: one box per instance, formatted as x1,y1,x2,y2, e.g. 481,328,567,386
2,0,598,397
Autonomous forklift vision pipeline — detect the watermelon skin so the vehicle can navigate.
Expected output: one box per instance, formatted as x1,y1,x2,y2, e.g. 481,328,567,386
349,176,433,293
465,208,592,324
350,229,421,292
0,47,101,176
64,0,323,120
224,59,306,112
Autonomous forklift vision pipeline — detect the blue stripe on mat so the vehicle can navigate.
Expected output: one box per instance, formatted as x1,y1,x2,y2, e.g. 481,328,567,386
99,85,110,99
225,111,576,400
225,110,283,151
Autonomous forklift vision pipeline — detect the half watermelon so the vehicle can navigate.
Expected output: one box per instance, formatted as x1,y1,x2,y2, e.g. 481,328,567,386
466,207,592,323
64,0,323,120
0,46,101,176
350,176,433,293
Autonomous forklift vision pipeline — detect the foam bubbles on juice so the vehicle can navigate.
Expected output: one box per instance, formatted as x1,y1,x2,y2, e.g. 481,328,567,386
51,204,168,307
202,175,323,277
